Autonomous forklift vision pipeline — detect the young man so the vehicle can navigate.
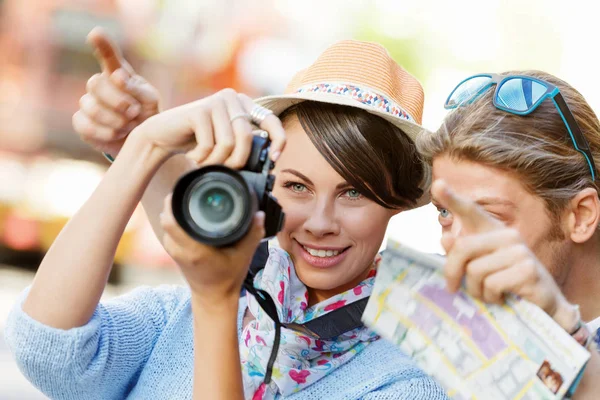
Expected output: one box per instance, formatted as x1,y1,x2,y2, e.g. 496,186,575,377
417,70,600,337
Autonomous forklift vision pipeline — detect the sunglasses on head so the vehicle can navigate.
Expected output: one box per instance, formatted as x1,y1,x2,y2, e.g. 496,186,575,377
445,73,597,181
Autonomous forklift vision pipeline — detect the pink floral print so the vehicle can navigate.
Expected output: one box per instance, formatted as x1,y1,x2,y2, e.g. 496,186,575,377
239,248,379,399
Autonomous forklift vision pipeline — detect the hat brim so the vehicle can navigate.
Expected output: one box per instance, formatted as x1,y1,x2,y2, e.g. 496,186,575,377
255,92,432,208
256,92,429,142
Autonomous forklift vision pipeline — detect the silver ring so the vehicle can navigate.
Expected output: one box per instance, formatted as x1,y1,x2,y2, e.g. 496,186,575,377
229,113,250,123
249,105,273,126
252,129,270,139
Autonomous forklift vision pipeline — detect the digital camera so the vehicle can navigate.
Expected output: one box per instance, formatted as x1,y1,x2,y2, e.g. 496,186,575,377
171,135,285,247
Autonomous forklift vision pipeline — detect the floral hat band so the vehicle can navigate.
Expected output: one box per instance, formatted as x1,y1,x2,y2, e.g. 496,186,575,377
293,82,415,122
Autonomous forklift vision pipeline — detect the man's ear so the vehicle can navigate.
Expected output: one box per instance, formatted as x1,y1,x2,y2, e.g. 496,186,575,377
565,188,600,243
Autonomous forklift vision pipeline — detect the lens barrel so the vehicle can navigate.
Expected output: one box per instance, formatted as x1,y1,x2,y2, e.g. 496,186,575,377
172,165,258,247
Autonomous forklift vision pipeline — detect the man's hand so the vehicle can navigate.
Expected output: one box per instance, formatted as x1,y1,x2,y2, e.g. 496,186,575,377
431,179,576,330
72,27,161,156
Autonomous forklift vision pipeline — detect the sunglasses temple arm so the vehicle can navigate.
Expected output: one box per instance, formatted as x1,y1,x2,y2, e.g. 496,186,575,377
552,95,597,180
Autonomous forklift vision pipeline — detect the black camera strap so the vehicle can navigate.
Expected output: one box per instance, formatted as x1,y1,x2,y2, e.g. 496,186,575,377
289,297,368,339
242,274,282,385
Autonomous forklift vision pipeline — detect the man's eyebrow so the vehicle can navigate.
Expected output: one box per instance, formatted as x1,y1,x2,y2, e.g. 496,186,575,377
430,195,516,208
475,196,516,208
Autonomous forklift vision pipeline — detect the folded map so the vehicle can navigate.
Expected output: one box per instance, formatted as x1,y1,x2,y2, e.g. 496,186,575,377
362,240,590,400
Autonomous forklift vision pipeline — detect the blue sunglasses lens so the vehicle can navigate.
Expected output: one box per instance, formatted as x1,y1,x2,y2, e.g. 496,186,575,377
446,76,493,108
496,78,548,112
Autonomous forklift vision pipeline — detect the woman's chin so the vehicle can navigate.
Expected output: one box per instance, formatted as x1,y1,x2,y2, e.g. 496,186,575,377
293,262,343,291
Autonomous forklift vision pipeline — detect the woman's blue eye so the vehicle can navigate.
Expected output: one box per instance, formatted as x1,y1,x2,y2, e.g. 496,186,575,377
439,208,451,218
346,189,361,199
292,183,307,192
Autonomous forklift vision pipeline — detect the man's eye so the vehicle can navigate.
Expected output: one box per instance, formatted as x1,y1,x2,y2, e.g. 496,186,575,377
439,208,451,218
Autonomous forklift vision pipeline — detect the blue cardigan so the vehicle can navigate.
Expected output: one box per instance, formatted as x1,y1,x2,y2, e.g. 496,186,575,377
4,285,448,399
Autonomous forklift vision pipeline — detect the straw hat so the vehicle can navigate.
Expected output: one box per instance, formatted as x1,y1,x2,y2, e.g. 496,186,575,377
256,39,431,206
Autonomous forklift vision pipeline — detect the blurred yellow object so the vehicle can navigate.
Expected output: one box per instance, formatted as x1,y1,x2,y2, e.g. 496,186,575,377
0,155,141,267
28,157,140,265
38,216,136,265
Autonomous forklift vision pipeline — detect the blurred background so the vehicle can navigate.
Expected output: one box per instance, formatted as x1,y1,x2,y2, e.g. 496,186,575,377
1,0,600,398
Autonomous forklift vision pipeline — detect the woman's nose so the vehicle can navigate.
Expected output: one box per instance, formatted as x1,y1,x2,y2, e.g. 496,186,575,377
302,202,340,238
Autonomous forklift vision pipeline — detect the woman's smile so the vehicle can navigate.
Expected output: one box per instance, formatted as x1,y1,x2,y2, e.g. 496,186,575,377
293,239,351,269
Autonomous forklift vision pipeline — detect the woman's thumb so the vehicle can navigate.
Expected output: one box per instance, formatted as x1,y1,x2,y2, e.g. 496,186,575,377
238,212,266,254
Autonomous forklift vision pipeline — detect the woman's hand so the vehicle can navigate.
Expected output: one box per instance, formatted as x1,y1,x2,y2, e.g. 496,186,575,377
160,194,265,301
160,197,257,400
72,27,161,157
431,180,578,331
134,88,286,167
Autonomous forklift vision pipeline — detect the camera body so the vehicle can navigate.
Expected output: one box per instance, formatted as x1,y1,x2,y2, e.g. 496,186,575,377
171,135,285,247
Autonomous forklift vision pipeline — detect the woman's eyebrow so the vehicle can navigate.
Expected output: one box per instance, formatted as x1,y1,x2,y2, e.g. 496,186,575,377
280,169,314,185
335,182,353,190
281,169,350,190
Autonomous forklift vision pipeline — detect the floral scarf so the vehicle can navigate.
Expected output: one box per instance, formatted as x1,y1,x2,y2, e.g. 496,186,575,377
240,248,379,399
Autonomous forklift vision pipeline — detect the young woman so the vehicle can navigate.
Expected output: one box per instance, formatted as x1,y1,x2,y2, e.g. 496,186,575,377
5,39,447,399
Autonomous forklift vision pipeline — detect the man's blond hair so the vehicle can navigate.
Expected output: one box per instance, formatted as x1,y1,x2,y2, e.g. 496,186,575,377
417,70,600,218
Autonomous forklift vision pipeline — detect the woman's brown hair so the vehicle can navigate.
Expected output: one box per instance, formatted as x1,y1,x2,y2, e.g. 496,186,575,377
279,101,425,209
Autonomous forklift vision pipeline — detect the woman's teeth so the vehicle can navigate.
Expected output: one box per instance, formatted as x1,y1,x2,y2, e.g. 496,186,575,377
302,245,341,258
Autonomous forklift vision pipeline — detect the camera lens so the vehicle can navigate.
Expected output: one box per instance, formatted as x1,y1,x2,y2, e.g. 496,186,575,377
172,137,284,248
172,166,258,247
199,187,234,223
188,177,245,235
